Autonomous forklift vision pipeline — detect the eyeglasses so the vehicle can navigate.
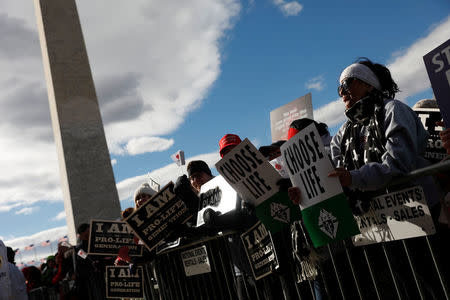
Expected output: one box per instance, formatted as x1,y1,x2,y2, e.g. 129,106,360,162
337,77,355,96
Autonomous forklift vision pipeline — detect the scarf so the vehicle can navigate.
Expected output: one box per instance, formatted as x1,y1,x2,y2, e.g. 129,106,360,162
340,91,387,214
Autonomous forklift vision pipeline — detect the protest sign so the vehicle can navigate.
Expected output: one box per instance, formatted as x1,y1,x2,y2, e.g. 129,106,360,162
423,38,450,127
270,93,313,142
196,176,239,227
106,266,144,299
241,221,279,280
215,138,283,207
124,182,191,252
215,139,300,232
88,219,143,256
281,123,359,247
352,186,435,246
180,245,211,276
414,107,446,163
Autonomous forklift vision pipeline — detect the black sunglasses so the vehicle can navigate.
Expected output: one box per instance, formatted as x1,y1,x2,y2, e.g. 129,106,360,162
337,77,355,96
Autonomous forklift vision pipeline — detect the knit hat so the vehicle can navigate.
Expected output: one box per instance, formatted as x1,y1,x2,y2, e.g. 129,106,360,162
259,141,286,158
187,160,212,177
134,183,157,202
219,134,242,157
287,118,329,139
339,63,382,91
46,255,55,262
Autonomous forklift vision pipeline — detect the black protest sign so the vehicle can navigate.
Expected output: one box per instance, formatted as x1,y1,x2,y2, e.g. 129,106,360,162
241,221,279,280
270,93,313,142
106,266,144,299
124,182,191,252
352,186,435,246
87,220,143,256
196,175,239,227
423,38,450,127
215,138,282,207
414,108,446,163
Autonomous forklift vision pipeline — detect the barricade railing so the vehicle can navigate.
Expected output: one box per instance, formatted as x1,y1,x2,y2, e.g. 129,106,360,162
141,160,449,300
28,286,59,300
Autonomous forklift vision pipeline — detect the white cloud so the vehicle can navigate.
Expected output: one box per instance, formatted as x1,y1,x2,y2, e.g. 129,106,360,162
305,75,325,91
15,207,39,216
0,0,240,212
387,16,450,102
312,15,450,127
111,159,117,166
116,151,220,202
272,0,303,17
125,137,174,155
52,211,66,221
4,226,67,250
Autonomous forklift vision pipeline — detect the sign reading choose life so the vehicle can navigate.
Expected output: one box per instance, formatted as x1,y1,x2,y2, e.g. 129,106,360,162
124,182,191,252
280,123,359,247
216,138,300,233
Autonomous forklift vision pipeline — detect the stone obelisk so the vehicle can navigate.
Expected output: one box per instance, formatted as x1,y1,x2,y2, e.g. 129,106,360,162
34,0,121,243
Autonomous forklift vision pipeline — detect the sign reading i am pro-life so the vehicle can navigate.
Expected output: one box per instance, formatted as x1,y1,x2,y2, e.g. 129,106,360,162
88,219,143,256
106,266,144,299
280,123,359,247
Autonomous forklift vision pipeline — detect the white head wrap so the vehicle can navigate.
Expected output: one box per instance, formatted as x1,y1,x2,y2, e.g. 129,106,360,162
339,63,382,91
134,183,157,202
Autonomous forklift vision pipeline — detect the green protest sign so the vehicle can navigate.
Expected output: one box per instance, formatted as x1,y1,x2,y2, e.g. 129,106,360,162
280,123,359,247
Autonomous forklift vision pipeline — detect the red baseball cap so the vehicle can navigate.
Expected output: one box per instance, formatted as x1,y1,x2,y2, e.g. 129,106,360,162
219,134,242,157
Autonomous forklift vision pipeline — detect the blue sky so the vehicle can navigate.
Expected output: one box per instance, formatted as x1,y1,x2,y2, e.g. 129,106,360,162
0,0,449,264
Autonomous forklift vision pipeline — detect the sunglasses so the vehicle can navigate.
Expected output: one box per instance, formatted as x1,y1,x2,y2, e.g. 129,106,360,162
337,77,355,96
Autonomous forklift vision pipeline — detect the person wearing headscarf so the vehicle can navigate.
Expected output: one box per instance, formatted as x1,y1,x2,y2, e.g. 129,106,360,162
328,58,441,214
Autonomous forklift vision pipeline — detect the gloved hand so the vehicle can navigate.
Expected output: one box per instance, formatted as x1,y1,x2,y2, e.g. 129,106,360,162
174,175,200,214
276,178,292,192
203,208,221,227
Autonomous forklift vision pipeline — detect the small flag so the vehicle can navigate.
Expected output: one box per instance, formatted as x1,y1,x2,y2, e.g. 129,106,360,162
58,235,68,243
27,260,35,265
17,263,24,268
77,249,88,259
24,244,34,251
14,248,20,253
40,258,46,263
170,150,185,166
41,240,51,247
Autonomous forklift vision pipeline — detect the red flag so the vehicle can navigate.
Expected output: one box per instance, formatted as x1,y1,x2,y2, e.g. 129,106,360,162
170,150,185,166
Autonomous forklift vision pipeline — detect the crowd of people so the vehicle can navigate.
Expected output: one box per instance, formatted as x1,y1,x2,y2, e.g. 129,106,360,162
1,58,449,300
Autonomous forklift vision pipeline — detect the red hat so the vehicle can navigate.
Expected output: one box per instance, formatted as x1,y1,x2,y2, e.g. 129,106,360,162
219,134,242,157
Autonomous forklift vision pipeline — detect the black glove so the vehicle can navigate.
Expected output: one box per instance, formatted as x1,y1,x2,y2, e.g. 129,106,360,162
174,175,200,215
276,178,292,192
203,208,221,226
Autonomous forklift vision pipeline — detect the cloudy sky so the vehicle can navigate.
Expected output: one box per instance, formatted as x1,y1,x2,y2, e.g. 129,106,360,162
1,0,449,263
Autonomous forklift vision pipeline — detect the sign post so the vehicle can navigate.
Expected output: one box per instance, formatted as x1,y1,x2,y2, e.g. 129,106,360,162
280,124,359,247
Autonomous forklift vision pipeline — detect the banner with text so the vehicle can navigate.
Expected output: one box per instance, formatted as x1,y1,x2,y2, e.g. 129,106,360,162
241,221,279,280
270,93,313,142
414,108,446,163
423,38,450,127
88,219,143,256
352,186,435,246
124,182,191,252
197,176,239,227
280,124,359,247
180,245,211,276
106,266,144,299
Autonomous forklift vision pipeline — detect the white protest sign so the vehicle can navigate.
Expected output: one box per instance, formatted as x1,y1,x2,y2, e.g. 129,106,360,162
280,123,342,209
215,138,282,206
352,186,436,246
196,176,238,227
180,245,211,277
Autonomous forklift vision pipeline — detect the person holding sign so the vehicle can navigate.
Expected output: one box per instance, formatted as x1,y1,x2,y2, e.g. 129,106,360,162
329,58,441,215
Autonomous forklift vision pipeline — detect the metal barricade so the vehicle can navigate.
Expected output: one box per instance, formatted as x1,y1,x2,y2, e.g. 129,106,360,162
28,286,59,300
141,160,449,300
